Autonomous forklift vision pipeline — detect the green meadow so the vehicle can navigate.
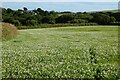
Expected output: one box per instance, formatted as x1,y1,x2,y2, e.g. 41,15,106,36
2,26,119,78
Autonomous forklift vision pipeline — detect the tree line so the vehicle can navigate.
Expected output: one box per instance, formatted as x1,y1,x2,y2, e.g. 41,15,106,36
2,7,120,26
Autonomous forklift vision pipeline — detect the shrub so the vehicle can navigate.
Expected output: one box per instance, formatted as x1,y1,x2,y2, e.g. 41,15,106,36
26,20,38,26
92,14,112,25
69,19,88,23
55,15,74,23
12,20,21,26
42,16,55,24
2,23,18,40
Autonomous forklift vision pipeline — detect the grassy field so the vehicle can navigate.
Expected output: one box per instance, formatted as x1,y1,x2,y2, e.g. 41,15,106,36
2,26,119,79
95,9,119,13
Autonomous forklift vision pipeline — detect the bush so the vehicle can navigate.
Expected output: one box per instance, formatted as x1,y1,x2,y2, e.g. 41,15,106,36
16,23,97,29
92,14,112,25
2,23,18,40
12,20,21,26
69,19,88,23
55,15,74,23
26,20,38,26
42,16,55,24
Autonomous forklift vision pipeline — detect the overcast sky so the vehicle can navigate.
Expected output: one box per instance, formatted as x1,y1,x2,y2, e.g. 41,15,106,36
2,2,118,12
2,0,120,2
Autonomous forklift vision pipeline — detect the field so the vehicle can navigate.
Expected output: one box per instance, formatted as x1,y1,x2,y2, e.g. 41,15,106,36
2,26,119,79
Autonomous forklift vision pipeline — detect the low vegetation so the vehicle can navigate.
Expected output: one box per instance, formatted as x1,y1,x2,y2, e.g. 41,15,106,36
2,26,119,79
17,23,97,29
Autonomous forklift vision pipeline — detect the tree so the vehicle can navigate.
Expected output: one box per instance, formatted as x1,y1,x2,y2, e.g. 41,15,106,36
49,10,56,14
12,20,21,26
110,16,116,23
23,7,28,12
3,17,14,23
75,13,93,21
6,8,13,13
42,16,55,24
26,20,38,26
110,13,120,22
37,8,43,12
69,19,88,23
2,7,119,26
37,8,44,15
18,9,23,12
36,15,42,24
91,13,111,25
55,15,74,23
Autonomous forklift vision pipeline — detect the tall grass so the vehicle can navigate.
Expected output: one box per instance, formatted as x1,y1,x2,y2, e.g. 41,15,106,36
2,23,18,41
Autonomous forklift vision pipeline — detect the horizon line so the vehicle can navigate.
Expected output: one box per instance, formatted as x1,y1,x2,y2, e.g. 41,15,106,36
1,7,117,12
1,0,120,2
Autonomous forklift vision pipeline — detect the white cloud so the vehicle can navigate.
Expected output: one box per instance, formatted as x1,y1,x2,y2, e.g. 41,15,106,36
1,0,120,2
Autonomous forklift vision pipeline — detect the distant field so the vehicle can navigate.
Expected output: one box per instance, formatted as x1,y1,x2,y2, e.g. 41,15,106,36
2,26,119,78
100,10,119,13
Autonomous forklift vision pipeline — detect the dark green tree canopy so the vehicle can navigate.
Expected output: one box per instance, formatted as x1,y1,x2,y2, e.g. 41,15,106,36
2,7,119,26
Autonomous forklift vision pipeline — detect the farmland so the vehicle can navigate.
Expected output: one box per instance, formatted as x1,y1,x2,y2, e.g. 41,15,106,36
2,26,119,79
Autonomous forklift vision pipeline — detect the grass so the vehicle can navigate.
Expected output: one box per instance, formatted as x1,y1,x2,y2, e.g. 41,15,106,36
2,26,119,78
100,9,120,13
91,9,120,13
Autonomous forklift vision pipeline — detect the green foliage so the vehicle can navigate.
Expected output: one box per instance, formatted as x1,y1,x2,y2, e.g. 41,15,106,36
110,16,116,23
23,7,28,11
92,14,112,25
49,10,56,14
2,26,119,78
2,7,119,28
110,12,120,22
69,19,88,23
37,8,44,15
3,17,14,23
12,20,21,26
6,8,13,13
16,23,97,29
75,13,93,20
42,16,55,24
55,15,74,23
26,20,38,26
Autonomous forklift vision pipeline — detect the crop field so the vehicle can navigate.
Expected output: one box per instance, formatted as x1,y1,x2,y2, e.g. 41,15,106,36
2,26,119,79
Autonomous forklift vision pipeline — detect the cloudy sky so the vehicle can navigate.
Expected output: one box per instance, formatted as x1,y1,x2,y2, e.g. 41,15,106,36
2,0,120,2
2,2,118,12
2,0,119,12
